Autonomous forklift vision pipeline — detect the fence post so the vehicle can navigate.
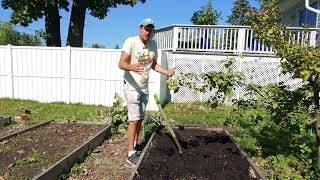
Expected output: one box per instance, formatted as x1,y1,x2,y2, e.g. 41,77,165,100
237,57,242,101
6,44,14,98
172,27,179,51
65,46,71,103
309,31,317,47
277,60,281,84
200,54,205,102
237,28,246,54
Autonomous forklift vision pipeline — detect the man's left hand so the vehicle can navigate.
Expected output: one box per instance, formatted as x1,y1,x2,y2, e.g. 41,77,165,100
167,68,176,77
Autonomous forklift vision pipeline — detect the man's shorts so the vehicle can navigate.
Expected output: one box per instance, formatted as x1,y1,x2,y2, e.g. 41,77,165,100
123,83,149,121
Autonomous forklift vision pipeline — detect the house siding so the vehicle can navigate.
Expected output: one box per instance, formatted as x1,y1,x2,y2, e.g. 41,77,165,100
279,0,320,45
279,0,303,26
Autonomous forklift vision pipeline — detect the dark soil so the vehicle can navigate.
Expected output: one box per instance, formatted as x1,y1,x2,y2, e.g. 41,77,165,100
0,124,32,139
0,121,106,180
135,128,260,180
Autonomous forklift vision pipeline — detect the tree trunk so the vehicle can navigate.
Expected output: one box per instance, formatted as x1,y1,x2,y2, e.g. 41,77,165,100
66,0,88,47
45,0,61,47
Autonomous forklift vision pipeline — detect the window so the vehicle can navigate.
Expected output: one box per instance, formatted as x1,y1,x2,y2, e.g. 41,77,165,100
299,1,318,27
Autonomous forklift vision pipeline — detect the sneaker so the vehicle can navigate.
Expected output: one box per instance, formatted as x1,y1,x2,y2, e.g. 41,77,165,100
126,152,139,166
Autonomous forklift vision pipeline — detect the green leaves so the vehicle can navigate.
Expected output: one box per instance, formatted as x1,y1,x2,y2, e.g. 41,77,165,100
2,0,69,26
172,57,244,102
0,22,43,46
227,0,254,26
190,0,221,25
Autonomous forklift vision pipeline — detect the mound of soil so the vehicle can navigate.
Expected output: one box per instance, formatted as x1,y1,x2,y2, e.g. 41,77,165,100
135,128,260,180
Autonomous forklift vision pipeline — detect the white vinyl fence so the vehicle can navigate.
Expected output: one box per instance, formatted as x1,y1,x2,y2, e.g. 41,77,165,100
0,45,163,110
0,45,305,108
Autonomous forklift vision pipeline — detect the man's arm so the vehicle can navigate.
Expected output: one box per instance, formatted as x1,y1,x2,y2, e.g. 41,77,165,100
151,60,175,77
118,52,143,72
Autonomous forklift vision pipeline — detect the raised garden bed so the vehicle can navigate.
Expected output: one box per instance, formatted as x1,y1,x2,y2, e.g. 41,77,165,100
0,120,110,180
0,123,32,139
130,126,265,180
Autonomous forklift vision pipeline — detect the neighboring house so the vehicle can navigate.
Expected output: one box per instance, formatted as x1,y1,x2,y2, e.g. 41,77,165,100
279,0,320,44
279,0,319,28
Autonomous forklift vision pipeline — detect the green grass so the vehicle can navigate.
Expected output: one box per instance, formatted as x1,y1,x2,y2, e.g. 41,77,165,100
0,98,109,123
163,102,233,126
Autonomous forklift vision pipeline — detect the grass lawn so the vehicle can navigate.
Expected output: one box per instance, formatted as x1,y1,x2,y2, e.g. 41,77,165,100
0,98,108,123
163,102,232,126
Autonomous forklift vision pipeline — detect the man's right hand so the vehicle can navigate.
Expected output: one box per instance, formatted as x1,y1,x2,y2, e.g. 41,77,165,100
131,63,144,72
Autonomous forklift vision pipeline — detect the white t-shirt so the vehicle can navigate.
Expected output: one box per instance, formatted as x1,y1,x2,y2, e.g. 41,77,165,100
122,36,158,92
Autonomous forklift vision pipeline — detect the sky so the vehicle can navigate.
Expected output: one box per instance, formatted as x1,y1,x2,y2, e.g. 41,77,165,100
0,0,260,48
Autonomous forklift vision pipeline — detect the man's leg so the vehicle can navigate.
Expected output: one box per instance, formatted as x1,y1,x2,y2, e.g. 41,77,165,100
134,120,143,146
128,120,139,152
126,120,140,166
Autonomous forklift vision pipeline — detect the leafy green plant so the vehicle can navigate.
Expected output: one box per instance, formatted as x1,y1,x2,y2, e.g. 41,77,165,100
105,93,128,134
143,111,163,140
172,57,244,105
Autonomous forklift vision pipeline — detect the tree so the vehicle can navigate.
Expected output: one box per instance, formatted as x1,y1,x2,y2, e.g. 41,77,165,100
250,0,320,166
190,0,221,25
67,0,146,47
115,44,120,49
0,22,43,46
227,0,253,25
1,0,69,47
91,43,106,48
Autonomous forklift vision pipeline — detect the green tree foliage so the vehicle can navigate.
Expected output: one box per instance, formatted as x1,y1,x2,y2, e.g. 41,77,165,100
190,0,221,25
249,0,320,171
2,0,146,47
1,0,69,47
91,43,106,48
67,0,146,47
227,0,254,25
0,22,43,46
250,0,320,111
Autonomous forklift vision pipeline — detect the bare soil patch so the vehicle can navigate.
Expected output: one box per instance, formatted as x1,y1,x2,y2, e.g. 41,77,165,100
0,124,32,138
0,121,106,180
134,128,261,180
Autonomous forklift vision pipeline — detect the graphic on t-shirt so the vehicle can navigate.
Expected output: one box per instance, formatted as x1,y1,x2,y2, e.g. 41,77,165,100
136,49,155,70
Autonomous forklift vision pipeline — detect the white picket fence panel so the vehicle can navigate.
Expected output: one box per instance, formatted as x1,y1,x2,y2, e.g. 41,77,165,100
0,45,162,110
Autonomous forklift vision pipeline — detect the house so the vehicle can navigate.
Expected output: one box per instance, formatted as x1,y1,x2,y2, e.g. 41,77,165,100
279,0,320,44
152,1,320,104
279,0,319,28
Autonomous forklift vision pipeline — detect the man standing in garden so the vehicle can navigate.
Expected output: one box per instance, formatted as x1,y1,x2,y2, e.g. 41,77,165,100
118,18,175,166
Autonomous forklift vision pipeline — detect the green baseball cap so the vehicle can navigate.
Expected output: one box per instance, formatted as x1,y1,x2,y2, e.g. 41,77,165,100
140,18,155,28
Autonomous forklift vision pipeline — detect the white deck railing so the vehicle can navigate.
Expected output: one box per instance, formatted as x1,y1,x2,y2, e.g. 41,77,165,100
154,25,318,54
